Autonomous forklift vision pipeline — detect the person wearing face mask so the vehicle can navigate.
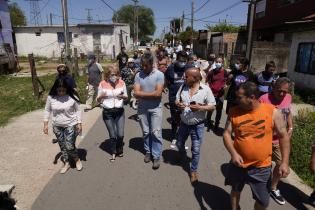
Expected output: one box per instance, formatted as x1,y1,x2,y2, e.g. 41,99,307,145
56,64,76,90
226,57,255,114
206,57,228,131
117,47,129,71
97,65,128,162
156,49,169,73
256,61,279,96
85,54,104,111
165,51,190,149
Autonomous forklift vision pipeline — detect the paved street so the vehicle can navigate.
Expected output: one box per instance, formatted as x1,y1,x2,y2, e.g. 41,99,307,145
31,98,308,210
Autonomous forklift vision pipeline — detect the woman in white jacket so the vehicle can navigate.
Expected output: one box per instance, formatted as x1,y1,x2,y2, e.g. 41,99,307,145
43,77,83,174
97,65,128,162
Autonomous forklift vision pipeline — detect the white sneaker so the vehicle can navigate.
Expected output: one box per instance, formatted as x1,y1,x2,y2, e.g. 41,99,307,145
170,139,177,149
60,163,70,174
76,159,83,171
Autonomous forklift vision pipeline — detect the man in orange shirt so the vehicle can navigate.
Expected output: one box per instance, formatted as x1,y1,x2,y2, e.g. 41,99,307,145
223,82,290,210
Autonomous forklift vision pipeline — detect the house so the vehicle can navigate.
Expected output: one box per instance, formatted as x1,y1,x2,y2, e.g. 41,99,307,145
251,0,315,73
13,23,131,59
193,30,247,63
0,0,13,49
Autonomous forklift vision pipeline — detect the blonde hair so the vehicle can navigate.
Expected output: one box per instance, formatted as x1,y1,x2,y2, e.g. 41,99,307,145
104,64,120,81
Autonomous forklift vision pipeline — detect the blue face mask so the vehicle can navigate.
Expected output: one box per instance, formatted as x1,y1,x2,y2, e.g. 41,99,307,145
176,61,186,68
235,63,240,70
193,61,199,68
215,63,222,69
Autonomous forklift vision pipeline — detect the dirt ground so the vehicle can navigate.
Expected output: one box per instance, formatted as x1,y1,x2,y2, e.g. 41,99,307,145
0,105,101,210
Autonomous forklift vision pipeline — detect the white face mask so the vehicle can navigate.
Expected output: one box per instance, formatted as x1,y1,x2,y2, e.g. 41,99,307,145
215,63,222,69
109,76,117,83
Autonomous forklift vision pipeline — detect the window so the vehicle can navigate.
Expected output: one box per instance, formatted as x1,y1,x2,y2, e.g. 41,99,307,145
255,0,266,19
295,43,315,75
57,32,72,43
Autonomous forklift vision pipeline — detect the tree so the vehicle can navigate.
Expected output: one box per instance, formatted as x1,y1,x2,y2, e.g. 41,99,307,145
170,18,181,34
9,3,26,27
177,27,198,46
206,23,243,33
113,5,156,42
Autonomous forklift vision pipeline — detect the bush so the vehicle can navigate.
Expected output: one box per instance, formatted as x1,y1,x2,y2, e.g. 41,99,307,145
293,86,315,105
290,109,315,188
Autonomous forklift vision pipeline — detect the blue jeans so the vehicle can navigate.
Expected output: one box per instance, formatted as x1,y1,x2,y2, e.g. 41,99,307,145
176,122,205,172
53,125,78,163
102,108,125,155
138,107,163,159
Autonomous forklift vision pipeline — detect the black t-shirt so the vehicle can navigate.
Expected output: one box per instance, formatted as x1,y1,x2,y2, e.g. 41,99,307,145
117,53,129,69
227,70,255,102
165,63,190,103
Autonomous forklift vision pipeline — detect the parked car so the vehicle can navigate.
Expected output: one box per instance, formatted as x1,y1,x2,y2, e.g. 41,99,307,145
0,43,17,74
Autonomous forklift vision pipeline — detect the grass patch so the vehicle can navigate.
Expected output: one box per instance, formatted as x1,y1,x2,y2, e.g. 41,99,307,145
0,74,87,127
290,109,315,188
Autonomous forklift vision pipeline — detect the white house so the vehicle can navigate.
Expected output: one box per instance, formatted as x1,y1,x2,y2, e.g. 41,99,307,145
0,0,13,49
288,30,315,89
13,23,131,58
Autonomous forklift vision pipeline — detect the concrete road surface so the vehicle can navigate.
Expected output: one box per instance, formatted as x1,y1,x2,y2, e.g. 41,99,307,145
31,99,310,210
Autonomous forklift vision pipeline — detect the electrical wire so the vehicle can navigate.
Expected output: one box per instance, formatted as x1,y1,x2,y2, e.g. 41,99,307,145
29,0,52,24
196,0,243,21
98,0,116,13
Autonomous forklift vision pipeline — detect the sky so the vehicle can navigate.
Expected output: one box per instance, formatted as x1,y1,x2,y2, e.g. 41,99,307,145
10,0,249,39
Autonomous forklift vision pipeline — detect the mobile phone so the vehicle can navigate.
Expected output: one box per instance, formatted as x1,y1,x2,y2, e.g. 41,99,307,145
190,101,196,105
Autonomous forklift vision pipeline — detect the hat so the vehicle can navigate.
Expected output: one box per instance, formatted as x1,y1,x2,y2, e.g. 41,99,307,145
185,45,191,49
128,58,134,63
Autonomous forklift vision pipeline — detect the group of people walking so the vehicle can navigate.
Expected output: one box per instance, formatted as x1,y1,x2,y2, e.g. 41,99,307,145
42,45,314,210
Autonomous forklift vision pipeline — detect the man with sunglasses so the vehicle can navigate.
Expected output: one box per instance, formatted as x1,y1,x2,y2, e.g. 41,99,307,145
259,77,293,205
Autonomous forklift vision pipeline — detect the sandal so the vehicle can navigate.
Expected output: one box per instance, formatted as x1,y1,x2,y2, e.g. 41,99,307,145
110,154,116,162
118,153,124,157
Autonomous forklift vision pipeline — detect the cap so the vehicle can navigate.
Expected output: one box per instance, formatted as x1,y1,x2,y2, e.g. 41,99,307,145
128,58,134,63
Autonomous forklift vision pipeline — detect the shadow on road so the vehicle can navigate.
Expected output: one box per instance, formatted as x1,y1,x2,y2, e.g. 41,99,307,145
99,139,112,155
128,114,140,122
162,128,172,142
162,149,191,176
193,181,231,210
129,137,145,154
53,148,87,165
279,181,311,210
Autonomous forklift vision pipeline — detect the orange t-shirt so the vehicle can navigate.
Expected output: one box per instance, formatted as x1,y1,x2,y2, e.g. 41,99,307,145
230,103,275,168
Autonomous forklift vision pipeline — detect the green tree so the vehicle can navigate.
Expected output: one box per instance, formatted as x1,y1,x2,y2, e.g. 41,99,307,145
113,5,156,42
177,27,198,46
9,3,26,27
170,18,181,34
207,23,243,33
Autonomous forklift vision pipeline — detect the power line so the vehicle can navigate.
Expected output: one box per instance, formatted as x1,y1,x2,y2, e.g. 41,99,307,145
194,0,211,13
196,0,243,21
98,0,117,22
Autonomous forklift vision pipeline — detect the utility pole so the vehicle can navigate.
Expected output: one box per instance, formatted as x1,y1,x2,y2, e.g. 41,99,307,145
132,0,139,47
245,0,256,61
86,8,93,23
182,11,185,32
61,0,71,64
50,13,53,25
191,0,194,49
132,0,138,49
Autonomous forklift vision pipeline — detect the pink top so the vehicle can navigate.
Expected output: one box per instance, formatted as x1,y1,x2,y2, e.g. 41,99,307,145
259,93,292,144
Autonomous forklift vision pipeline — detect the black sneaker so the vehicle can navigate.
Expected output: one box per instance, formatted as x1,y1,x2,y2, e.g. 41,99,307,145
152,159,160,170
270,189,286,205
144,153,151,163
